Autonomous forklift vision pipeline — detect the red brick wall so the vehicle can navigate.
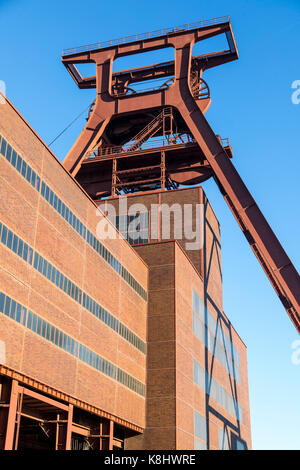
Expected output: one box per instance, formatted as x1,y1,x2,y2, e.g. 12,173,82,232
128,240,251,450
0,98,148,428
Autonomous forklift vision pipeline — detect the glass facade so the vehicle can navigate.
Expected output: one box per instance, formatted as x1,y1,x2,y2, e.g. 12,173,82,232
193,359,243,423
192,288,240,384
192,288,245,449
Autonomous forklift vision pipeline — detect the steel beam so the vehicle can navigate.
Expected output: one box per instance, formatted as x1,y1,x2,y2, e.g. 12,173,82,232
4,379,18,450
0,367,144,434
66,404,73,450
176,99,300,331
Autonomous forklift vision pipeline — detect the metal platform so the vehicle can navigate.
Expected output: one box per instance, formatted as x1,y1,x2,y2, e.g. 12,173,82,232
62,16,231,56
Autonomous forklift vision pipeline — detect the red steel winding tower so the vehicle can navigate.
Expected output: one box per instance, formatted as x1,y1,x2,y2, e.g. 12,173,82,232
61,16,300,333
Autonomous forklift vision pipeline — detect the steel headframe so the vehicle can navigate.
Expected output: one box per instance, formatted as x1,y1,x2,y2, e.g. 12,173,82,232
61,17,300,333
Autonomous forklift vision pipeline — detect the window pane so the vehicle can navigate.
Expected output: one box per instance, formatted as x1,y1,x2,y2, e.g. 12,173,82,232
17,239,24,257
41,181,46,197
32,314,37,332
36,175,41,191
6,145,12,162
15,304,21,322
1,225,7,244
16,155,22,172
0,293,4,312
28,247,33,265
21,161,27,177
6,230,13,249
194,411,207,442
27,310,33,329
0,138,7,156
26,166,31,183
23,243,28,262
11,150,17,167
4,297,11,316
31,170,36,187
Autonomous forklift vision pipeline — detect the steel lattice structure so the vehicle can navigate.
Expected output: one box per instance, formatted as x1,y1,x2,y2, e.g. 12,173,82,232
62,17,300,333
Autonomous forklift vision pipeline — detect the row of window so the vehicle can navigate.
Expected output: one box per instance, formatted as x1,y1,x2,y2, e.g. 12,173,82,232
0,135,41,192
0,220,146,354
0,290,145,397
33,251,146,354
0,293,27,326
41,180,86,238
0,222,33,265
0,133,147,301
40,181,147,301
34,251,82,302
85,228,146,300
119,320,146,353
193,360,243,423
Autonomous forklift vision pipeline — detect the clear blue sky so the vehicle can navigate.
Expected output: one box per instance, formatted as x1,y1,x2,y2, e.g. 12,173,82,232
1,0,299,450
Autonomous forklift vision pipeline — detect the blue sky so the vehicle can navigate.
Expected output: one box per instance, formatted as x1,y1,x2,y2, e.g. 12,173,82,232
1,0,300,450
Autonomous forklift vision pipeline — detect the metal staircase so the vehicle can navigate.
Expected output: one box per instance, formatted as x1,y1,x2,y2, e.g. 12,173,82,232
125,107,172,152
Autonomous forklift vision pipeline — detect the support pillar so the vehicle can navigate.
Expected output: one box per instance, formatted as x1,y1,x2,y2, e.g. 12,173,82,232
13,387,23,450
98,418,114,450
55,404,73,450
0,377,12,449
4,379,18,450
109,419,114,450
66,404,73,450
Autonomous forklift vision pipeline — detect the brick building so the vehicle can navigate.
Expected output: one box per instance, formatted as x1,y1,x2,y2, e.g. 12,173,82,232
0,96,251,450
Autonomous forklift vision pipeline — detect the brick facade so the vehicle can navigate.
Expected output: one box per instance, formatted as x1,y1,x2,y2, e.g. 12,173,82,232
0,96,251,450
0,98,147,430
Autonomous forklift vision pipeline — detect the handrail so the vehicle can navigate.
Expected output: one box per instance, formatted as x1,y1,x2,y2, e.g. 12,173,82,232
85,133,231,159
216,135,230,147
128,107,171,146
85,134,195,159
62,16,230,56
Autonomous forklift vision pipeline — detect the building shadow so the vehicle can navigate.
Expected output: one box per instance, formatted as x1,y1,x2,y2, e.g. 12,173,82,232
202,194,247,450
